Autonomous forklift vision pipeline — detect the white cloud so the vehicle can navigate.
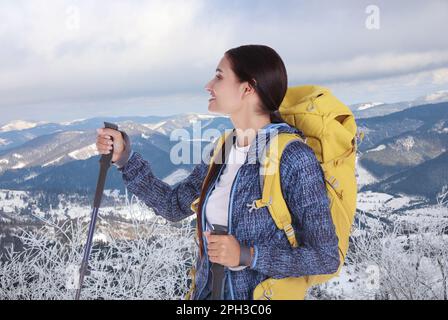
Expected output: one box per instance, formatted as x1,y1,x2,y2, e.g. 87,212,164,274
328,67,448,106
0,0,236,106
288,50,448,84
432,68,448,85
0,0,447,122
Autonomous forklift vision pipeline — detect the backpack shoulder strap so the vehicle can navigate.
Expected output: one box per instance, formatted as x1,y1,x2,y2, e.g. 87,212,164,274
250,132,305,248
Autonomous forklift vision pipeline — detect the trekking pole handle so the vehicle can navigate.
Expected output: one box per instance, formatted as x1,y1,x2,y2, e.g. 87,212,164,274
210,224,228,300
211,224,228,236
100,122,118,165
93,122,118,209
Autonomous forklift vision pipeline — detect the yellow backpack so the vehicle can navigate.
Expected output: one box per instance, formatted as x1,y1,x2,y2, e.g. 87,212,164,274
251,85,359,299
186,85,359,300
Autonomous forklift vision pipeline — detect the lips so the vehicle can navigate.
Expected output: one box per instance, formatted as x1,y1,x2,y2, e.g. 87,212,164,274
208,90,216,102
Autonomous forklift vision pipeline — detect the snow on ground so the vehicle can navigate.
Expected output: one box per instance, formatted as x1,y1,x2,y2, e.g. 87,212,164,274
383,193,426,211
24,172,39,181
0,120,39,132
357,102,384,111
107,203,157,222
42,155,64,167
103,189,121,200
314,264,377,300
355,155,378,188
393,136,415,152
431,120,448,134
400,205,448,218
93,232,110,243
366,144,386,153
60,118,86,126
0,190,28,213
0,189,160,224
0,138,10,146
11,162,26,169
356,190,445,231
394,204,448,227
187,113,217,124
356,191,426,216
68,143,98,160
62,206,91,220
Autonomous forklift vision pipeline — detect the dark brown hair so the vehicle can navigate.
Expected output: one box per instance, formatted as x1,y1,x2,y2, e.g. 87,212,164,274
196,133,233,258
196,45,288,257
225,44,288,123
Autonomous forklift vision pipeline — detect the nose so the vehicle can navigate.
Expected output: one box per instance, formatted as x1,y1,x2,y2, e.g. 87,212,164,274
204,79,213,92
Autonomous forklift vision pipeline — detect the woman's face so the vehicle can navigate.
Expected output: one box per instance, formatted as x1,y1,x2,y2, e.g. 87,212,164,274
205,55,246,115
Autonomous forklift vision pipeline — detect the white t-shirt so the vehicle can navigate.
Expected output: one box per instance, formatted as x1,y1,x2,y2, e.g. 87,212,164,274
205,140,250,229
205,139,251,271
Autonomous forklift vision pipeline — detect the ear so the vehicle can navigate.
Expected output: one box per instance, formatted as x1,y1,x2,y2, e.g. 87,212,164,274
240,82,255,97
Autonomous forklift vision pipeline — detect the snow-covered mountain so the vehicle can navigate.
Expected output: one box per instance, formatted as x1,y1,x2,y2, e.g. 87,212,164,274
142,113,222,136
0,130,97,174
350,102,385,112
0,103,446,202
354,101,448,202
59,118,87,126
0,113,225,153
350,90,448,119
0,113,233,193
0,120,47,133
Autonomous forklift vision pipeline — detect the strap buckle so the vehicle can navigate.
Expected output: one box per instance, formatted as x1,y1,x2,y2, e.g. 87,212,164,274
246,197,272,213
246,201,258,213
284,224,295,238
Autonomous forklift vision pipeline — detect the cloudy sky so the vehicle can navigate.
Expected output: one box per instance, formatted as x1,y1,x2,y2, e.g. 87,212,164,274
1,0,447,124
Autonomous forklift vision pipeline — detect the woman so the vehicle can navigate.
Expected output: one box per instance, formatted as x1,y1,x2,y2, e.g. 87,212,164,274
96,45,339,300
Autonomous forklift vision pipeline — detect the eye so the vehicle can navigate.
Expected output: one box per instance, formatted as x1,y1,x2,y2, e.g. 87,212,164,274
215,75,222,80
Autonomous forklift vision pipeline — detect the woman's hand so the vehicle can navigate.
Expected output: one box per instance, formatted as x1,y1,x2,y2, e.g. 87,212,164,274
205,231,241,267
95,128,126,163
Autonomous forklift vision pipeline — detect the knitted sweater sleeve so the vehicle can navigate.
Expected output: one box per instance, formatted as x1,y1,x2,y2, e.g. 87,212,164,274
250,140,340,278
115,132,211,222
118,152,209,222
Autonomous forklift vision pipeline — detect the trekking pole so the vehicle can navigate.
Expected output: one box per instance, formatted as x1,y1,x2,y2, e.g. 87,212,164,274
210,224,228,300
75,121,118,300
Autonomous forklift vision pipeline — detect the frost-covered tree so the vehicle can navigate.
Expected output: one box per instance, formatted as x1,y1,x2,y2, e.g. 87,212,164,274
0,195,197,300
2,190,447,300
437,185,448,207
309,217,448,300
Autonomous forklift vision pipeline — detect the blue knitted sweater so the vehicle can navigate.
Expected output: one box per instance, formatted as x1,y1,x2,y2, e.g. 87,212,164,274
117,122,339,300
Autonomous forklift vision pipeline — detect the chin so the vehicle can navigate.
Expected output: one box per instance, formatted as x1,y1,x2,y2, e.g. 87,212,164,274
208,105,220,114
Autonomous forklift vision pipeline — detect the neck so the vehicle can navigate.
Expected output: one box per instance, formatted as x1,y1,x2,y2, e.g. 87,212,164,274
230,113,271,147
